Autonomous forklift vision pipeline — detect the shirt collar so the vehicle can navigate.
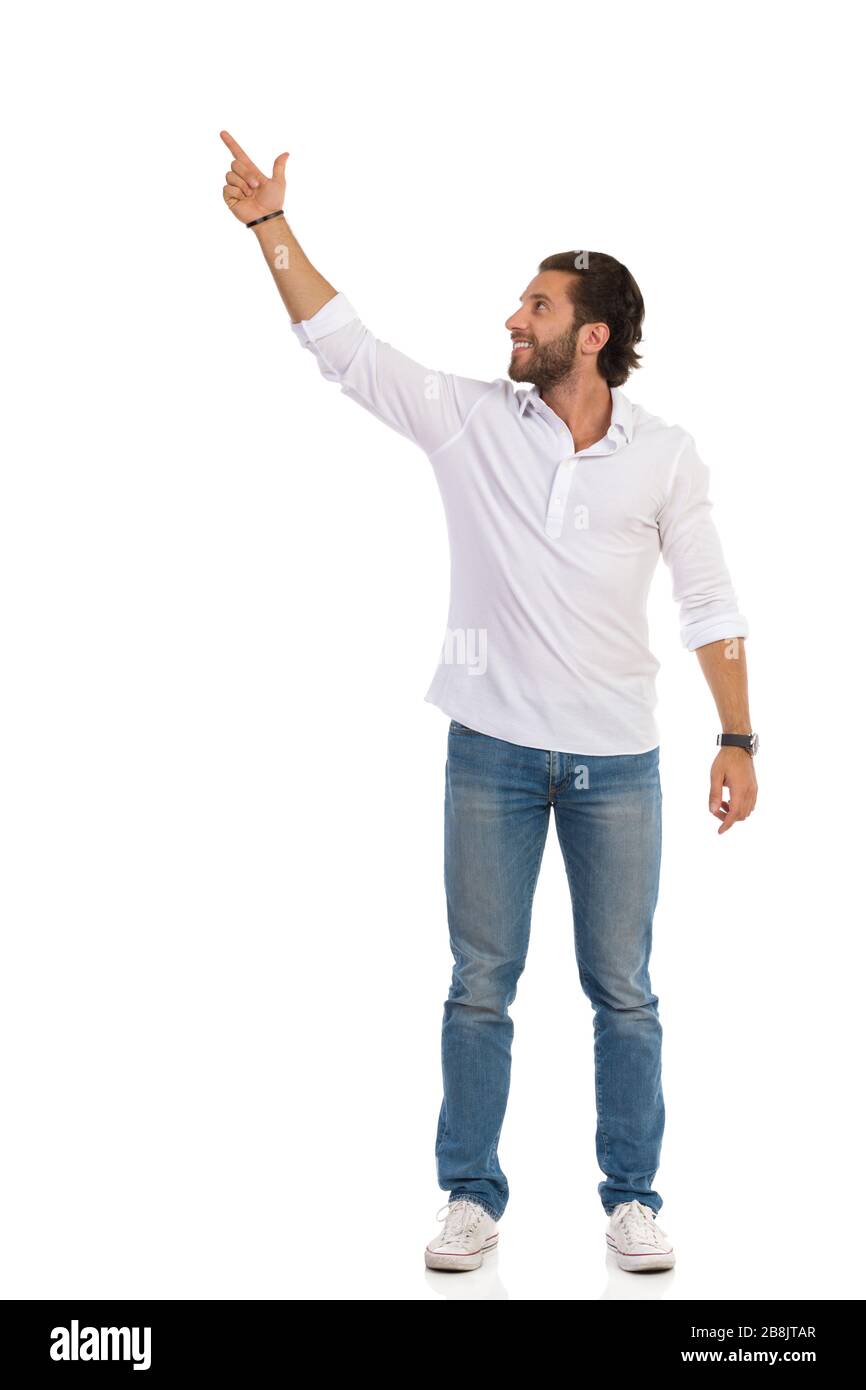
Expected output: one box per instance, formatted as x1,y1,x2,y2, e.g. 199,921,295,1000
517,382,634,445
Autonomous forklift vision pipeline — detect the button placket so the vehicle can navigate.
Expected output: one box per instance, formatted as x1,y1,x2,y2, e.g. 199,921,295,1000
543,426,622,539
545,455,577,538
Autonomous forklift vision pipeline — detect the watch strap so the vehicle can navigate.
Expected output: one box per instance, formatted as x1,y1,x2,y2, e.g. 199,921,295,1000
717,732,758,755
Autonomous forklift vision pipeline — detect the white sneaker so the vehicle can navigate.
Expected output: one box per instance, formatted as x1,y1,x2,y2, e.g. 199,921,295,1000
606,1200,676,1272
425,1198,500,1271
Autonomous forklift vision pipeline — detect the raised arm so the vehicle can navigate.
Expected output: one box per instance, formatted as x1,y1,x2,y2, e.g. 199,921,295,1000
220,131,495,456
220,129,336,322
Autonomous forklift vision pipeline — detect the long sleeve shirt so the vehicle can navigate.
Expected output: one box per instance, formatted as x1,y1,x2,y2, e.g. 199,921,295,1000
290,290,749,754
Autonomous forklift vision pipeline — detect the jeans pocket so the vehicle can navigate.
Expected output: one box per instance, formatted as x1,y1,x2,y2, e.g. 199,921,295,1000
449,719,478,736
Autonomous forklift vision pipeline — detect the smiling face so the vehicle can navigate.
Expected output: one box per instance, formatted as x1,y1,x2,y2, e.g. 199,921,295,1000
505,269,602,390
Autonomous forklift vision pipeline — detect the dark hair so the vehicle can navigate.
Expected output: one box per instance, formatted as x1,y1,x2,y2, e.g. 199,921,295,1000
537,251,645,387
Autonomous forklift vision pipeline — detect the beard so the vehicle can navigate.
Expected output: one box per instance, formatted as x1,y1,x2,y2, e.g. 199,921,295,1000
508,320,581,390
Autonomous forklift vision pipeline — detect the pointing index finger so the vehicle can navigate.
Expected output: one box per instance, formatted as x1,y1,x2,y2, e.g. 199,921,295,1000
219,130,265,181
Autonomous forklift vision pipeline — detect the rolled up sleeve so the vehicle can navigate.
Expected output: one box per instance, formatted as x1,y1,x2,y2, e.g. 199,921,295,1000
657,431,749,651
290,290,495,457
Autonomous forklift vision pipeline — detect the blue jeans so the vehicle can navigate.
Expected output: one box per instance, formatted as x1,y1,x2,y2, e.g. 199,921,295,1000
435,721,665,1222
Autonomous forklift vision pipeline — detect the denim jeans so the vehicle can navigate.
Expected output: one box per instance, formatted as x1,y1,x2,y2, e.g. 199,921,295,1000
435,720,665,1222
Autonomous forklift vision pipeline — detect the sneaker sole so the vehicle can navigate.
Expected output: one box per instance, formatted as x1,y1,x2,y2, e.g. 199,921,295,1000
425,1233,499,1271
606,1233,675,1272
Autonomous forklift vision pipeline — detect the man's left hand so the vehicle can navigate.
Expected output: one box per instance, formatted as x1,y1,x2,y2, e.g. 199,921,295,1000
709,748,758,834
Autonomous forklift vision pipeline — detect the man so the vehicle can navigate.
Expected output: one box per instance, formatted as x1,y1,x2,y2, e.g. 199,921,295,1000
220,131,758,1275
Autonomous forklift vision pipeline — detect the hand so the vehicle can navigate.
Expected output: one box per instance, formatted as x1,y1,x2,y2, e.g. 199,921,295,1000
220,130,289,225
709,748,758,834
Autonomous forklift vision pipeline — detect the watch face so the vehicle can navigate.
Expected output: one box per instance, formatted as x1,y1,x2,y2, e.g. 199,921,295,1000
751,733,759,755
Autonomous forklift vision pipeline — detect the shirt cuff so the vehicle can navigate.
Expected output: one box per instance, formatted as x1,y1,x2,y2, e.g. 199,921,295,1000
290,290,360,345
684,618,749,651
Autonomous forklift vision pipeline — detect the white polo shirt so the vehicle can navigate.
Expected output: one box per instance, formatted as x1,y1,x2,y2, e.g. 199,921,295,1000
291,291,749,754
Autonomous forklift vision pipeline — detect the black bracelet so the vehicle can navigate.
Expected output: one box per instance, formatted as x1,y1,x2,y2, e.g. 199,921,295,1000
246,209,285,228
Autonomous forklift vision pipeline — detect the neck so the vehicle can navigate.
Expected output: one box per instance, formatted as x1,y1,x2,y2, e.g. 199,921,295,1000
540,374,613,452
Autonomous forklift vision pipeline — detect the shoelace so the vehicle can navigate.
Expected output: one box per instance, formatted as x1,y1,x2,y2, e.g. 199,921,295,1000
435,1199,484,1240
615,1201,666,1248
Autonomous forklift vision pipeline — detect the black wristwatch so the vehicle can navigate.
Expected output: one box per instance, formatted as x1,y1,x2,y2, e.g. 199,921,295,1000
717,732,759,757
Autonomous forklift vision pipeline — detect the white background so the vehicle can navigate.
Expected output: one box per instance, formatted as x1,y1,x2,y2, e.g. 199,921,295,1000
2,0,863,1302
